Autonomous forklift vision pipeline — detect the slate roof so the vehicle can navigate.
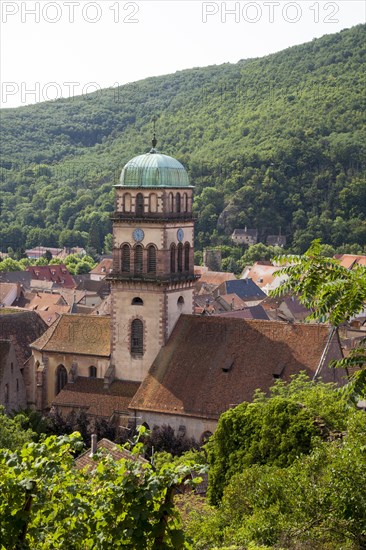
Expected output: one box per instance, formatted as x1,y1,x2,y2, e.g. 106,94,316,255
0,310,47,367
75,437,147,470
232,228,258,237
53,377,140,418
215,305,269,320
217,279,266,301
0,271,32,287
130,315,345,420
30,314,110,356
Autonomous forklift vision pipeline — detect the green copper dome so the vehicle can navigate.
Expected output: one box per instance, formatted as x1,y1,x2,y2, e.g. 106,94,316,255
118,150,191,188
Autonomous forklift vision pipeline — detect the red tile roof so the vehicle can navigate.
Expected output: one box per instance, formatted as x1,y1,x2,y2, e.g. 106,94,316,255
30,314,110,356
130,315,345,420
26,265,76,289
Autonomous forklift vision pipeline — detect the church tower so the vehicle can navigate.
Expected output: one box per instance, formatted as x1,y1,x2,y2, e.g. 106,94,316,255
109,135,196,382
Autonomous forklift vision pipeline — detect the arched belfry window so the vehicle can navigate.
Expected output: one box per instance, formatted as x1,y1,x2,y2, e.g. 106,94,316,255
177,243,183,273
184,243,190,271
176,193,181,213
56,365,67,395
136,193,144,216
89,366,97,378
121,244,130,272
131,319,143,356
147,245,157,274
134,244,143,275
183,192,188,212
124,193,131,212
149,193,158,213
170,244,176,273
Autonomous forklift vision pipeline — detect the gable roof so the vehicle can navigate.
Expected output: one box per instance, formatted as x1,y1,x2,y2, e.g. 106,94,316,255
0,282,18,304
52,377,140,418
130,315,345,420
334,254,366,269
0,271,32,287
90,258,113,276
26,265,76,289
232,228,258,237
215,305,269,320
75,438,148,470
218,279,266,300
30,314,110,356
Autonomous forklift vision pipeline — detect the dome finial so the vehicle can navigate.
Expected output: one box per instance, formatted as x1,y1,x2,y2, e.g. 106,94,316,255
151,115,157,152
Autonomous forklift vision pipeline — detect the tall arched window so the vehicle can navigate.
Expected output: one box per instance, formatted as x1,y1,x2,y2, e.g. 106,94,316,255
183,192,188,212
184,243,190,271
170,244,176,273
121,244,130,273
147,245,156,274
176,193,181,213
131,319,143,355
177,243,183,272
123,193,131,212
149,193,158,213
56,365,67,395
136,193,144,216
169,192,174,212
89,366,97,378
134,244,143,275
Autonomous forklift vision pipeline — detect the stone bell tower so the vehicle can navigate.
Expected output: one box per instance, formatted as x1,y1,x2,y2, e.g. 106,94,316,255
109,134,196,382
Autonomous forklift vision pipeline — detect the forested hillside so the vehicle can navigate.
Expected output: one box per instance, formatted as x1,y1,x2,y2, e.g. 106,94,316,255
1,24,365,255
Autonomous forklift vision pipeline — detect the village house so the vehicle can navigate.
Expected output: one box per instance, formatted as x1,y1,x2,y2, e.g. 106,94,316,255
0,309,47,409
231,227,258,245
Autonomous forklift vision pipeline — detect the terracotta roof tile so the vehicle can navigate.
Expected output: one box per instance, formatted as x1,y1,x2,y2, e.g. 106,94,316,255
90,259,113,275
334,254,366,269
130,316,345,420
26,265,76,289
31,314,110,356
75,438,148,470
53,377,140,418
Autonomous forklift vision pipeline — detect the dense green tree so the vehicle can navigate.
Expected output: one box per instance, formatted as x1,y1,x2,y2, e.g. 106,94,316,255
1,25,365,254
206,374,352,505
0,407,35,451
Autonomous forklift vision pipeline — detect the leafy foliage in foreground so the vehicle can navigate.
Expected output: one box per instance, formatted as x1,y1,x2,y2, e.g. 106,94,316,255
271,239,366,393
206,374,352,505
0,431,204,549
187,424,366,549
272,239,366,326
185,378,366,549
1,25,365,255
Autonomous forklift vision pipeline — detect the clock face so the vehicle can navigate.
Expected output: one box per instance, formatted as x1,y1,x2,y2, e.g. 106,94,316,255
177,228,184,242
132,228,145,242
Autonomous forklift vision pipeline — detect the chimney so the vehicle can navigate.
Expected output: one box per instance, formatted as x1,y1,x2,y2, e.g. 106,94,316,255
90,434,97,457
